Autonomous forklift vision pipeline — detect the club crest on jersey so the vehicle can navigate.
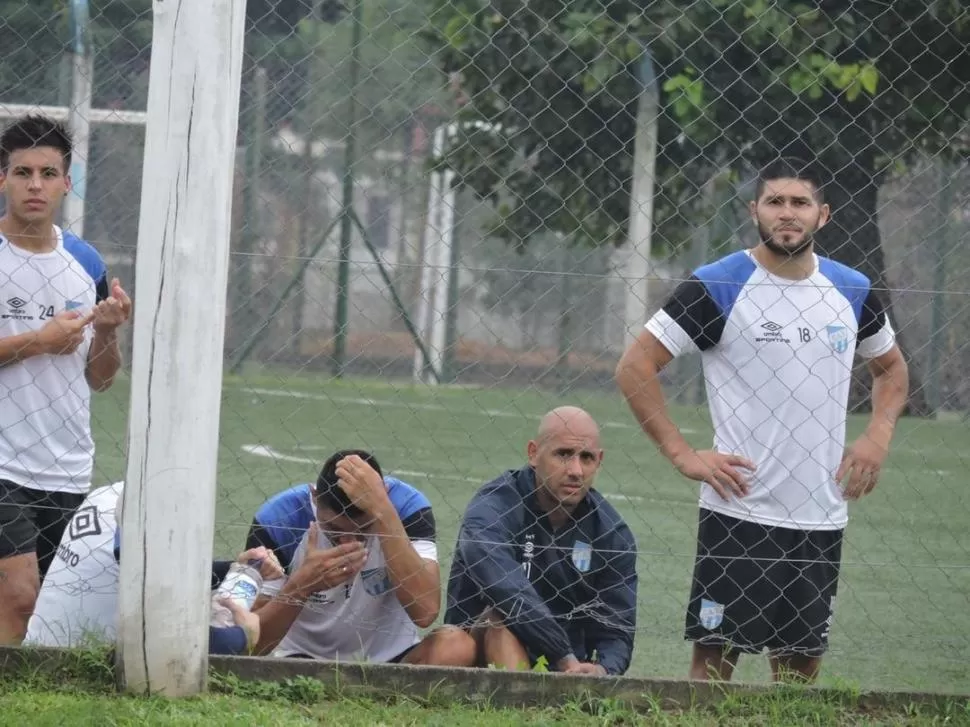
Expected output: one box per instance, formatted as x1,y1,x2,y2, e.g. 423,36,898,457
571,541,592,572
65,299,83,311
361,567,392,597
826,325,850,354
699,599,724,630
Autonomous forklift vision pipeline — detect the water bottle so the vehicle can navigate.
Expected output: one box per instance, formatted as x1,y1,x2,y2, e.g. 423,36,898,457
210,559,263,628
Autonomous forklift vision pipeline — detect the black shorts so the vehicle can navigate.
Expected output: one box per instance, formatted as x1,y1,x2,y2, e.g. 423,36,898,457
684,508,843,657
0,479,86,579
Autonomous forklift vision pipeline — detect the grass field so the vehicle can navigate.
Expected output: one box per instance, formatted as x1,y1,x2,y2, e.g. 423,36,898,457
3,663,969,727
87,370,970,694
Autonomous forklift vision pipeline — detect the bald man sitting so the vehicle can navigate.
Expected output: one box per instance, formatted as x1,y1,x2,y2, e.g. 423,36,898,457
440,407,639,675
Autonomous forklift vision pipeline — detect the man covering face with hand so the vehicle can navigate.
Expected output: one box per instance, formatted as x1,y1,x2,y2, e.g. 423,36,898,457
246,449,474,667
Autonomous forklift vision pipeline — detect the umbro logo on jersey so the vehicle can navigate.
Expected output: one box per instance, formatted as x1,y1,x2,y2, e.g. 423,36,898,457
307,591,336,607
69,506,102,540
754,320,790,344
3,296,34,321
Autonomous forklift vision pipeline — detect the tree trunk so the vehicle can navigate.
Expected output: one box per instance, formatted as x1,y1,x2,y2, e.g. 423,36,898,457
811,116,930,416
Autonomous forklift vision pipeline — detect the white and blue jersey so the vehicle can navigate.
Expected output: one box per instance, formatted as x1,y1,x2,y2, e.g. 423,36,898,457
647,250,895,530
247,479,438,663
27,481,255,655
0,226,109,493
25,482,123,646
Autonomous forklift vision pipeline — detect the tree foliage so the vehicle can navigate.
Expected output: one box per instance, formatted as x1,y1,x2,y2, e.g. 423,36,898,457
426,0,969,252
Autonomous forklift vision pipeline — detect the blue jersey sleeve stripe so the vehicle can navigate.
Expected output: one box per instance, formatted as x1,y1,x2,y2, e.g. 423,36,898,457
253,484,315,566
63,232,107,287
693,251,755,321
818,257,869,324
385,477,432,521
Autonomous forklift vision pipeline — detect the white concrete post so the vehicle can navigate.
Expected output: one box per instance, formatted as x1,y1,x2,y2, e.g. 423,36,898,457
116,0,247,696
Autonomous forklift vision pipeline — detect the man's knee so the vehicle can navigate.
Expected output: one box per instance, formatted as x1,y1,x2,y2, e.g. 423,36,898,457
0,553,41,641
410,625,478,667
471,609,532,670
435,625,479,664
474,608,516,644
473,607,509,634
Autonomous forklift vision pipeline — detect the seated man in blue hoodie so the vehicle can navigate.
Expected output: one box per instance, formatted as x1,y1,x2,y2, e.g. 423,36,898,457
444,406,639,675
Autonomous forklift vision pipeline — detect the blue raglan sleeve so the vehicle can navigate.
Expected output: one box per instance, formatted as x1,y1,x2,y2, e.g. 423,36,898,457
63,234,109,302
208,625,249,655
584,522,638,675
457,483,575,666
245,485,315,571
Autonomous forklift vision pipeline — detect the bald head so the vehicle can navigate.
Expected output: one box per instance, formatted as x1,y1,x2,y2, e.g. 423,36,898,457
529,406,604,512
537,406,601,446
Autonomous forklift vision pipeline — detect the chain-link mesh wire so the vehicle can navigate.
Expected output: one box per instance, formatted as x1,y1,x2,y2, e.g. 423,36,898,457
1,0,968,690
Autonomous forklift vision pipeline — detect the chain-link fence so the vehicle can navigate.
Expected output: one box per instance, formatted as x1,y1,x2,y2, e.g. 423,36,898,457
2,0,968,693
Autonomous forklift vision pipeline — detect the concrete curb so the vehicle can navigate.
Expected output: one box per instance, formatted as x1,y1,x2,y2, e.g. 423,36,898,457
1,646,966,713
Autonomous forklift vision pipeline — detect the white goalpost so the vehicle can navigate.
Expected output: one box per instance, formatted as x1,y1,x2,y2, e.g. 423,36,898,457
115,0,246,697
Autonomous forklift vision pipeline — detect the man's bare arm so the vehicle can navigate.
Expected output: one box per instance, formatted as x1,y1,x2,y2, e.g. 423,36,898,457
85,328,122,391
615,329,753,498
370,509,440,628
251,581,309,655
837,345,909,498
615,330,691,461
866,345,909,445
0,332,40,367
0,311,93,367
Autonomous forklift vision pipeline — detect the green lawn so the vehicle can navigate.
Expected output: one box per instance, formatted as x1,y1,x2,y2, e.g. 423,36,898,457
3,672,968,727
88,370,970,693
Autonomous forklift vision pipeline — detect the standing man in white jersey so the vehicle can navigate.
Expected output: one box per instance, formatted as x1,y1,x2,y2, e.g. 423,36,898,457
0,115,131,644
616,158,909,683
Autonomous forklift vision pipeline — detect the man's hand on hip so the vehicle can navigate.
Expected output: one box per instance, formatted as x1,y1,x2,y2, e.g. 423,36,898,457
672,448,755,500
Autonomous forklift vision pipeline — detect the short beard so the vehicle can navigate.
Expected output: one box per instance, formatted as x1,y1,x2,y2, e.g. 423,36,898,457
759,223,814,258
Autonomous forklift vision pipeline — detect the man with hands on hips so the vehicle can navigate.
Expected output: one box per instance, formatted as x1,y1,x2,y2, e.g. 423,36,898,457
247,449,474,666
615,157,908,683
